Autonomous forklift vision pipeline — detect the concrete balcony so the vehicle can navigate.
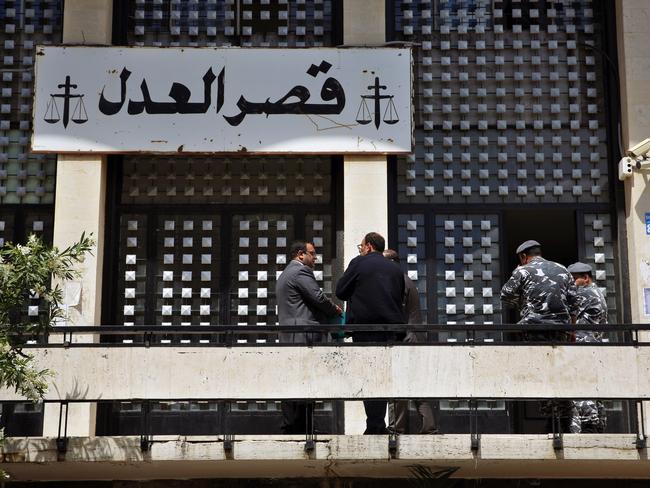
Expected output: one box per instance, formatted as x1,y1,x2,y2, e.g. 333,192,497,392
1,341,649,402
2,434,650,480
1,327,650,480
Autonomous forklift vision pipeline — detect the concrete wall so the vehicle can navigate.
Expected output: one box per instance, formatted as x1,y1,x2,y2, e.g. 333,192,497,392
618,1,650,324
3,345,649,401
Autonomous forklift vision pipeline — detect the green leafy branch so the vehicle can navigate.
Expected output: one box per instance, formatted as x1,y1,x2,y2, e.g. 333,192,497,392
0,232,94,400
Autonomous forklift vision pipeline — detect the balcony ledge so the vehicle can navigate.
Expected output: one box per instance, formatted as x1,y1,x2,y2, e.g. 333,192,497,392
2,434,650,480
1,345,649,401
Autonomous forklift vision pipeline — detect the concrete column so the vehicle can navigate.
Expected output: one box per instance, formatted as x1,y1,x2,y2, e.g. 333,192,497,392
617,0,650,325
52,156,107,329
342,156,389,266
63,0,113,44
42,0,113,438
341,0,389,266
617,0,650,436
342,0,387,435
343,0,385,46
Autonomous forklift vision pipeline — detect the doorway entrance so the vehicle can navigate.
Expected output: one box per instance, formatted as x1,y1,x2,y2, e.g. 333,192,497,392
502,208,578,325
503,208,578,275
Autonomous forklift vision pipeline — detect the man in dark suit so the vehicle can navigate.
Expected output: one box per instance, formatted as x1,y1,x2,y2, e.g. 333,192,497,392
276,240,342,434
336,232,405,434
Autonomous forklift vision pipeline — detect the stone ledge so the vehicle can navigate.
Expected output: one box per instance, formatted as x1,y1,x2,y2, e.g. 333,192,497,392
2,345,648,401
2,434,649,480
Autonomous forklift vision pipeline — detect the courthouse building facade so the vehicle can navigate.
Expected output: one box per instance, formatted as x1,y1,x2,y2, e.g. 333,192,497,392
1,0,650,484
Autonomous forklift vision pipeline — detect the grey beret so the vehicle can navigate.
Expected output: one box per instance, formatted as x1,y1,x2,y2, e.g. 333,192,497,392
515,240,541,255
567,262,593,274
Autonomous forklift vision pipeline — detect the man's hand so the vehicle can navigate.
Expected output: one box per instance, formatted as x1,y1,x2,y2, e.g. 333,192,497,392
335,305,343,316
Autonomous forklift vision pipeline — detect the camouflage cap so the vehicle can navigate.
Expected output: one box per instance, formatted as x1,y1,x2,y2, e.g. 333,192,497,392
567,262,593,274
515,240,541,255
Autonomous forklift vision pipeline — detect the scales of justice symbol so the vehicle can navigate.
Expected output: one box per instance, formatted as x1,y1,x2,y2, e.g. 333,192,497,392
355,76,399,129
44,76,88,128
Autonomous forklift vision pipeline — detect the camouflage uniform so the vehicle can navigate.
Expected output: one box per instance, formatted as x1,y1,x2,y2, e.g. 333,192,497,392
574,282,608,342
572,400,607,433
571,282,608,433
501,256,580,430
500,256,579,328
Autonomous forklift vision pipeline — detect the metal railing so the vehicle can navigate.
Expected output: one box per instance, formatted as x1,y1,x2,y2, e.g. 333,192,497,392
18,323,650,347
2,396,646,457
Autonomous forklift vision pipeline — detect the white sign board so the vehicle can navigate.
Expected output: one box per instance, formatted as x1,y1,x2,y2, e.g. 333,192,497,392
32,46,412,154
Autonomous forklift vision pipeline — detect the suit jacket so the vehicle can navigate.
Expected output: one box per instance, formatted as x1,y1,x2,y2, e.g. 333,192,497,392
335,252,406,325
276,260,339,342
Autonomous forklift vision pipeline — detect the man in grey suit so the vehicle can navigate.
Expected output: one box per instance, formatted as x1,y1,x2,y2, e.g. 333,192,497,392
276,240,342,434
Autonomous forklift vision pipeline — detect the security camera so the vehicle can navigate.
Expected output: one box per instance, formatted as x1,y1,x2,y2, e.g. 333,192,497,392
636,158,650,170
618,156,634,180
619,138,650,180
627,138,650,158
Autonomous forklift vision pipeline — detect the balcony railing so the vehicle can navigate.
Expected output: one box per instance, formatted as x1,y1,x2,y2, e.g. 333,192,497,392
20,323,650,346
2,324,650,480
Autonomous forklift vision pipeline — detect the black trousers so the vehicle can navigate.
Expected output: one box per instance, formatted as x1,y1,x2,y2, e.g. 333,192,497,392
363,400,388,434
280,401,314,435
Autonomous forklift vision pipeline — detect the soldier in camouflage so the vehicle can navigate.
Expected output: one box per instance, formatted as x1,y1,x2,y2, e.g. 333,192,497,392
567,262,608,433
500,240,580,433
571,400,607,433
567,261,608,342
500,240,580,330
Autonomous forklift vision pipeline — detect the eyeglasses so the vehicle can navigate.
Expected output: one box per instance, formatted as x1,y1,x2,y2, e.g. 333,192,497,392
302,250,317,256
